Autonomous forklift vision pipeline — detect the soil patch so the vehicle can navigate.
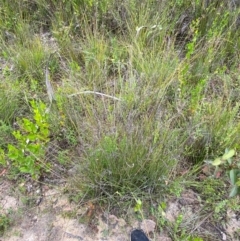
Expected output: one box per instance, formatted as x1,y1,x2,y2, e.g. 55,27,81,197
1,180,239,241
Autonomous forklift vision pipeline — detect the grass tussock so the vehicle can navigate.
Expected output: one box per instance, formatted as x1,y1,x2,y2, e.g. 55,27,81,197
0,0,240,238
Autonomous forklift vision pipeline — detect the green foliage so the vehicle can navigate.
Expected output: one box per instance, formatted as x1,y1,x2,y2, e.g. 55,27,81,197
0,213,10,237
134,198,142,213
170,214,203,241
207,149,240,197
0,121,12,149
11,36,47,81
152,201,204,241
0,81,22,124
190,238,203,241
80,123,183,199
1,0,240,239
57,150,70,166
156,202,167,229
0,100,50,179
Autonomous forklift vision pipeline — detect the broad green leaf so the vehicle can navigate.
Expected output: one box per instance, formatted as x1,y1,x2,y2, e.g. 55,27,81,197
28,133,38,141
222,149,235,160
12,130,22,140
19,166,30,173
22,118,37,133
8,144,21,160
229,185,239,198
27,143,41,153
25,156,34,167
34,112,43,126
229,169,238,185
212,158,222,166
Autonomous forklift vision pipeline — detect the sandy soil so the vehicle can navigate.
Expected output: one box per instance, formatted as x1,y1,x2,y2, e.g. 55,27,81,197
0,180,239,241
0,180,171,241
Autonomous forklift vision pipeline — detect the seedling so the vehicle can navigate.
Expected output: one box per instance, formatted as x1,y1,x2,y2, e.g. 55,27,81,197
0,100,50,179
206,149,240,197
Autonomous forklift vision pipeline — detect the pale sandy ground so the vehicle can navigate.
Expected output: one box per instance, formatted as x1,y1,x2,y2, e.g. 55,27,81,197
0,180,171,241
1,180,239,241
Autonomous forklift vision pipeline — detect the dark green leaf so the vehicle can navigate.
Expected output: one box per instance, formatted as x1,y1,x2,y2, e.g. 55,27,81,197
230,169,238,185
229,185,239,198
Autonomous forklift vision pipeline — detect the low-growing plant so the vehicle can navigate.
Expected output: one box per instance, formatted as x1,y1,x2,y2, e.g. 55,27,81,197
134,198,144,220
0,100,50,179
0,213,10,236
0,121,12,149
57,150,70,166
0,81,22,124
169,213,204,241
153,201,204,241
206,149,240,197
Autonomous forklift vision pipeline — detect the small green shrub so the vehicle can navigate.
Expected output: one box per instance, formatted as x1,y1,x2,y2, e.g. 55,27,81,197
207,149,240,197
0,100,50,179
